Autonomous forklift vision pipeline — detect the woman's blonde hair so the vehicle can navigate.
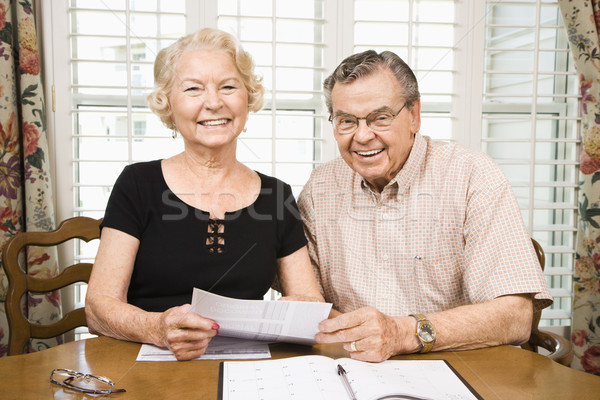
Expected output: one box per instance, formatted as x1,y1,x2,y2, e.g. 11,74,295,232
147,28,264,130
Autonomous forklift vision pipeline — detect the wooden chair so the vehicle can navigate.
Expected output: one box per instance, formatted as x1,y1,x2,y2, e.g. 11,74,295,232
521,238,574,366
2,216,101,355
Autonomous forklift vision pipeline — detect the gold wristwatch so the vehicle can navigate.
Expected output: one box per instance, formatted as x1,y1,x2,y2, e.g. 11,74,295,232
409,313,436,353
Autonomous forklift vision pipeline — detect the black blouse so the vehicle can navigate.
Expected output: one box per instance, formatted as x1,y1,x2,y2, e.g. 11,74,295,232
101,160,307,312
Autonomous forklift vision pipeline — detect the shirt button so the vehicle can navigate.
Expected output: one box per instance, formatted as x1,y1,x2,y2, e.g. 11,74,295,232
382,254,389,261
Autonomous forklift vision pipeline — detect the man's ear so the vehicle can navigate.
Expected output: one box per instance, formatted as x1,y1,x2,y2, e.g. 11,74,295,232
409,99,421,134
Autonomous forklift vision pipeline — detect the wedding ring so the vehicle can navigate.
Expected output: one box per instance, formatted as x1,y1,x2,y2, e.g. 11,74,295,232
350,341,358,352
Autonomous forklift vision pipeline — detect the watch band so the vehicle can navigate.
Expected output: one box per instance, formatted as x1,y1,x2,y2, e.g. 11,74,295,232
409,313,436,353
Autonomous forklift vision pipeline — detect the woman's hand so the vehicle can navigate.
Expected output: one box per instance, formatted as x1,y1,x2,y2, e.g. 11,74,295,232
158,304,220,361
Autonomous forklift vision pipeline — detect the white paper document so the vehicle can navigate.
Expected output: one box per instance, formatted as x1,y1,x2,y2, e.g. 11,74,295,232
221,356,481,400
191,288,332,345
136,336,271,361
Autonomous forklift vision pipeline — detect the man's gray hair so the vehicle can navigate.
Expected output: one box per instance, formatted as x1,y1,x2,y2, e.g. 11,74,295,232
323,50,420,114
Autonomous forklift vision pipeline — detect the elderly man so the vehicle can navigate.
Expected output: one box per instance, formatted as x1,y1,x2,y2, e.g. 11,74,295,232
298,50,552,362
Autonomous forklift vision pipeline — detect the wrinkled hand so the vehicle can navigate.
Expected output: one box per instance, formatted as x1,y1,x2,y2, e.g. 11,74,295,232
315,306,415,362
159,304,219,361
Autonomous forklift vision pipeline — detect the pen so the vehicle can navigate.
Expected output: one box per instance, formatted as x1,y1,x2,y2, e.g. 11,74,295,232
337,364,357,400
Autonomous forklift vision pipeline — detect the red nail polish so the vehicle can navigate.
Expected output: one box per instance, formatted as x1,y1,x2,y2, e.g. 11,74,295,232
212,323,220,330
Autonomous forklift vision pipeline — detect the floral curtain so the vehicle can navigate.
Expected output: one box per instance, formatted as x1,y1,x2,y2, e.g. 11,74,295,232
559,0,600,375
0,0,60,356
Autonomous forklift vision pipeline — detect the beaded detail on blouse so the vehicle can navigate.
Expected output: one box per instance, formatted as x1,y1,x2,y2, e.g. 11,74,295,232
206,219,225,254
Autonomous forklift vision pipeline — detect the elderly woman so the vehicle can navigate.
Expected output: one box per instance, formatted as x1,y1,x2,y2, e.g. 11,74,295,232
85,28,325,361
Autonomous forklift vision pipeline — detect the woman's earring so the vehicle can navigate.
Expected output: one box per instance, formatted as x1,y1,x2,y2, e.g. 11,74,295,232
243,126,247,133
172,129,178,139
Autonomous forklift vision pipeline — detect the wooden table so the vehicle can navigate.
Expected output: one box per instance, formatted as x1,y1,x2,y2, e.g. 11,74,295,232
0,336,598,399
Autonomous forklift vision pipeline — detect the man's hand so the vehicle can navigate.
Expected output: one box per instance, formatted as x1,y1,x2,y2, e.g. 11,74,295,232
315,306,419,362
159,304,219,361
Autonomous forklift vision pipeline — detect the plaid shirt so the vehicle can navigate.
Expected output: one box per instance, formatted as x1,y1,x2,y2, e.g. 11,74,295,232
298,133,552,315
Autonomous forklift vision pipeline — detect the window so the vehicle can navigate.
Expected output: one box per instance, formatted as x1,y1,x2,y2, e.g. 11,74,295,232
481,0,577,326
216,0,332,195
353,0,456,141
44,0,577,330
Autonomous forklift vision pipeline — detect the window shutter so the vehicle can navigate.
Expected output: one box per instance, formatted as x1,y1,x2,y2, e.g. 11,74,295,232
354,0,456,141
216,0,331,196
482,0,578,324
67,0,187,217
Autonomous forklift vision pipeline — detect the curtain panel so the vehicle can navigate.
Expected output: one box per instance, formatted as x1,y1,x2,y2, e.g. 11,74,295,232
559,0,600,375
0,0,59,356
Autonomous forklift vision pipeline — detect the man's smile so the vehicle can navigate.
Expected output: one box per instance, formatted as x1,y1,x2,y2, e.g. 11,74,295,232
355,148,384,157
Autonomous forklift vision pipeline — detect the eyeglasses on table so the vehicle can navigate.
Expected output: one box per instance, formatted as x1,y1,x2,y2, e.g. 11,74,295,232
50,368,126,395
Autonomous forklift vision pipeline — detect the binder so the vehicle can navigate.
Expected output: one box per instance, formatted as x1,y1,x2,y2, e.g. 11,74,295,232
218,355,483,400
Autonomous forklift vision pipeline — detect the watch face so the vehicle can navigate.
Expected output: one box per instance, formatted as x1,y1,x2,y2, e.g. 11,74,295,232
419,324,435,342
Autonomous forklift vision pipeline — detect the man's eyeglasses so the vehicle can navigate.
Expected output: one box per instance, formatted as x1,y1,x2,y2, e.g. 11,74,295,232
329,103,407,135
50,368,126,394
